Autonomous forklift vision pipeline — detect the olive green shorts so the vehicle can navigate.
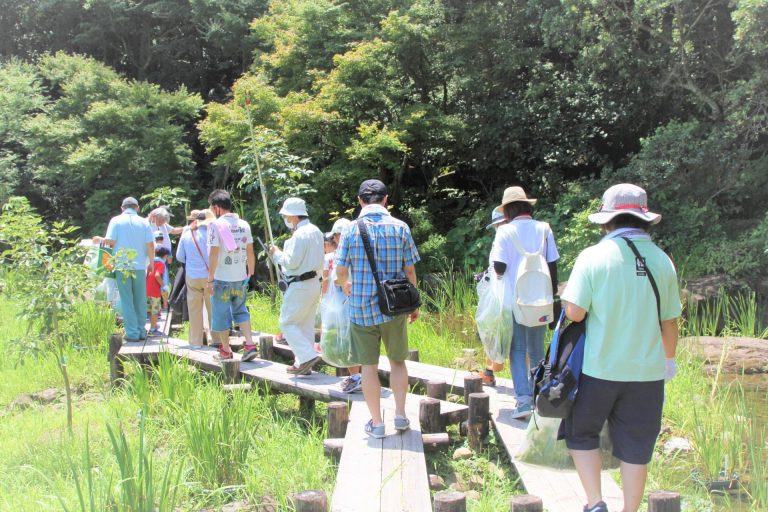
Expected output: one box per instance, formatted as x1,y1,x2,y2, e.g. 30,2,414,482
350,316,409,365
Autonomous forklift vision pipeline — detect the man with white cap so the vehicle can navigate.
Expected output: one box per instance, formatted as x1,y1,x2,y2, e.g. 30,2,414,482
561,183,681,512
94,196,154,342
269,197,325,374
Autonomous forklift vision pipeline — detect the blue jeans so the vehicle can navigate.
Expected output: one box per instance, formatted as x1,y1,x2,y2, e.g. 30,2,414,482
115,270,147,340
509,320,546,407
211,279,250,332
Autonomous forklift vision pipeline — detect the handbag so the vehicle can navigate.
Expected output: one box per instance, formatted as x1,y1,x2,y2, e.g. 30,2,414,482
357,219,420,316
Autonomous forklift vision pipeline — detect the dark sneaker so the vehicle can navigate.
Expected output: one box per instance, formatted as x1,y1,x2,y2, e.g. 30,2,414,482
584,501,608,512
241,344,258,362
364,419,385,439
286,356,321,375
394,415,410,432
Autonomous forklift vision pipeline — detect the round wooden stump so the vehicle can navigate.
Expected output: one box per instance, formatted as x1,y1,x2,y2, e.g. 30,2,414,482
408,349,420,362
463,375,483,405
648,491,681,512
259,335,274,361
327,401,349,438
289,490,327,511
427,380,447,401
434,490,466,512
419,397,442,434
467,392,489,451
220,359,240,384
510,494,543,511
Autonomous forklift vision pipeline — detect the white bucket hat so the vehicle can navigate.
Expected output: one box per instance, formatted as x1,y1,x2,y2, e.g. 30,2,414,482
588,183,661,225
495,186,537,212
279,197,308,217
330,218,352,235
485,209,506,230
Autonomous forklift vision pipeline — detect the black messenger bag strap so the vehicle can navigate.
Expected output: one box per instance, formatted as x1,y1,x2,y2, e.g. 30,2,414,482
621,236,662,329
357,218,383,288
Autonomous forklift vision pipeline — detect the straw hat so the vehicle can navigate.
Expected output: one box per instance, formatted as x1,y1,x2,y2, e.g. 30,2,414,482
588,183,661,225
494,186,537,213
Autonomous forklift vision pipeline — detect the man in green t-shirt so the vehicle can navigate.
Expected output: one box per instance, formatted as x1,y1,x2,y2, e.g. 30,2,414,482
561,183,681,512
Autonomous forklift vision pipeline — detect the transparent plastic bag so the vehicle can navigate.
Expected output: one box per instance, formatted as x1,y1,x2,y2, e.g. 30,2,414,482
475,271,513,364
516,412,618,469
319,289,356,367
516,413,573,468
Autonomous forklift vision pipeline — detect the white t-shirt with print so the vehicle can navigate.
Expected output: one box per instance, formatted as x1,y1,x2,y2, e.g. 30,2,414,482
207,213,253,283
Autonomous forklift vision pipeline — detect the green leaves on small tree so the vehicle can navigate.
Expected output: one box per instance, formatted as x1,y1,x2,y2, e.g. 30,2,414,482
0,196,97,433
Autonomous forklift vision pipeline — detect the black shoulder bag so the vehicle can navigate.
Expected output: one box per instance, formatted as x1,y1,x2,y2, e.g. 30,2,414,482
621,237,661,328
357,218,421,316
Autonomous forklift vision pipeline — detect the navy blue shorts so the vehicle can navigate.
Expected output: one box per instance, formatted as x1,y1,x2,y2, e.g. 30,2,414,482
560,373,664,465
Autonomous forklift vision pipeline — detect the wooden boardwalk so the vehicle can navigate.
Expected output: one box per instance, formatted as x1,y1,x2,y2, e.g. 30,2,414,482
118,337,467,425
331,402,431,512
118,331,626,511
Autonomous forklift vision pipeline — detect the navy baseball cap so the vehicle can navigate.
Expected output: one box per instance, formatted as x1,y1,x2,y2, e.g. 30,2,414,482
358,179,387,197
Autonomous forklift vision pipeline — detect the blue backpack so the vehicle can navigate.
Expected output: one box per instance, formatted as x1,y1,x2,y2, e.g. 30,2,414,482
531,310,586,418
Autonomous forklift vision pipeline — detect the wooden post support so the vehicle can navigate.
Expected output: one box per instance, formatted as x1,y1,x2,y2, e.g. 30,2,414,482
299,396,315,416
290,490,327,512
434,490,466,512
327,401,349,438
323,438,344,459
648,491,681,512
220,360,240,384
467,392,489,451
510,495,543,511
463,375,483,405
419,397,442,434
108,333,124,387
408,349,420,362
422,432,450,452
335,367,350,377
427,380,447,401
258,335,274,362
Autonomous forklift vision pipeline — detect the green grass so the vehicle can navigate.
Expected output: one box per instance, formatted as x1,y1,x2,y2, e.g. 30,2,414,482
1,271,766,511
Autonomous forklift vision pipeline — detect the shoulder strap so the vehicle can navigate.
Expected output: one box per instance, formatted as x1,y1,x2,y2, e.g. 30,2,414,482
357,219,383,287
621,237,661,330
507,222,549,257
190,229,209,271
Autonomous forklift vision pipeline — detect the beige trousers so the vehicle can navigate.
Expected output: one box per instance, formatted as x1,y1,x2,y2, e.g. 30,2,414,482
186,276,211,346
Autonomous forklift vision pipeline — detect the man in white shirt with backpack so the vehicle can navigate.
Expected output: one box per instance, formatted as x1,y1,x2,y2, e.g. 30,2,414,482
489,186,559,419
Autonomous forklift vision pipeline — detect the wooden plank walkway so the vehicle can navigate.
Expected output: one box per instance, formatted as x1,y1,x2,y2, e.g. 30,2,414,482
117,337,467,425
119,330,626,510
331,402,431,512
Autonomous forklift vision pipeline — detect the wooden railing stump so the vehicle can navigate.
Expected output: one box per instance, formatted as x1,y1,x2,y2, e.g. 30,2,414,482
289,490,327,511
327,401,349,438
648,491,681,512
467,392,489,451
510,494,543,511
434,490,466,512
419,397,442,434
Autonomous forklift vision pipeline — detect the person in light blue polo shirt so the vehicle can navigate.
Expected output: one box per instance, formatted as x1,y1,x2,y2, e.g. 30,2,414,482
176,209,213,346
95,197,154,342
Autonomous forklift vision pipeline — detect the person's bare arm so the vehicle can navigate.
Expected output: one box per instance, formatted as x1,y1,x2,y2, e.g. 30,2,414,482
564,301,587,322
661,318,678,358
169,226,184,235
155,266,163,286
246,243,255,277
336,265,350,295
321,269,330,294
146,242,155,274
403,264,419,323
92,236,116,248
207,246,219,293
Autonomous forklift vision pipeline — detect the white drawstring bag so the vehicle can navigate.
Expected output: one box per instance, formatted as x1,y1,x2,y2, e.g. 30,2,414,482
475,270,513,364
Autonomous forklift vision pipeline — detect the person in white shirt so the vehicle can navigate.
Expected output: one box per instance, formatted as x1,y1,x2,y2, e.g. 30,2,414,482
206,190,257,361
268,197,325,375
489,186,560,419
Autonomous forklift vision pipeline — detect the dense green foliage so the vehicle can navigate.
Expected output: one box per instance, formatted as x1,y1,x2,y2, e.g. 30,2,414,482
2,0,767,282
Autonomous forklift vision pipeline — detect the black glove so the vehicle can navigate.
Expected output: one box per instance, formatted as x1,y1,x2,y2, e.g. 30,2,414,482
549,298,562,330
